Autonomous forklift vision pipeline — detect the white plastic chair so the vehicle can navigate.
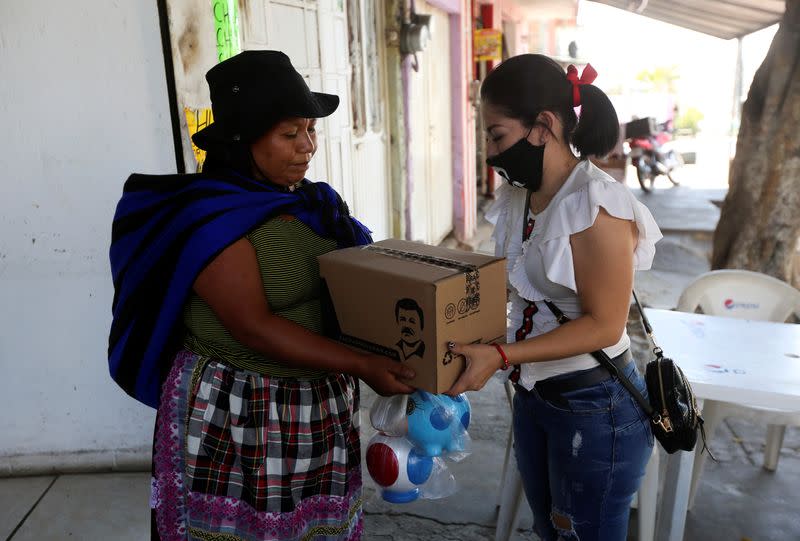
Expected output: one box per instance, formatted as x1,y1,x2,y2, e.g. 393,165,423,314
495,380,659,541
677,269,800,509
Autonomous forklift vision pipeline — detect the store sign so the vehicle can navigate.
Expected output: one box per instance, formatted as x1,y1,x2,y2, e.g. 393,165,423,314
474,29,502,62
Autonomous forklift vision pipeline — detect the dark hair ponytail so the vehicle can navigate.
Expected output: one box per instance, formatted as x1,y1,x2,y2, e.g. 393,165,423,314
481,54,619,158
572,83,619,157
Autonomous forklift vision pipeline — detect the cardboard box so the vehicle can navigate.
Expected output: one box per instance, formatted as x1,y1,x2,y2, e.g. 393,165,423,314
318,239,507,394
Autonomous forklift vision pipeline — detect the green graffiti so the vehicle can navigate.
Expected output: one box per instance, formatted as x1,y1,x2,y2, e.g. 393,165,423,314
212,0,240,62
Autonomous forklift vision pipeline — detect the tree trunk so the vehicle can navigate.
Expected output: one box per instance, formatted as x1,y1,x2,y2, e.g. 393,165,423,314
712,0,800,287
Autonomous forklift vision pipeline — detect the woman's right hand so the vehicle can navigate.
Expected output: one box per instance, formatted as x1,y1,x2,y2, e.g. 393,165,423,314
356,354,416,396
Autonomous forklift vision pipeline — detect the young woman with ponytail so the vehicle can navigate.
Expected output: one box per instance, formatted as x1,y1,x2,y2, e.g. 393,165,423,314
446,55,663,540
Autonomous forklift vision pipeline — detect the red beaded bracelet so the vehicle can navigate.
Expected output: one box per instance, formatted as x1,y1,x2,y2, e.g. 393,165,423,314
492,343,510,370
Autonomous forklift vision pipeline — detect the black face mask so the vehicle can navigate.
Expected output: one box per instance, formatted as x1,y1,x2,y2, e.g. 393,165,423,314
486,127,545,191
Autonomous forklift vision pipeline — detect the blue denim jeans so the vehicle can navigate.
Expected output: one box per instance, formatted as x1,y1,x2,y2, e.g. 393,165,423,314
512,361,654,541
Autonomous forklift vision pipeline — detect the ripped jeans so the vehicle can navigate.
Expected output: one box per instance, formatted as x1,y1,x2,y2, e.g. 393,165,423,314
512,362,654,541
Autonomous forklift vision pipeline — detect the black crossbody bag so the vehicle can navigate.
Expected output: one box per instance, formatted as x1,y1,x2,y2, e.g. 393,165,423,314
544,297,713,456
521,189,712,455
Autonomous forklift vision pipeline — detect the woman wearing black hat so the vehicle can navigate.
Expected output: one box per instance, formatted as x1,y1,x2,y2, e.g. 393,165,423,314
109,51,414,540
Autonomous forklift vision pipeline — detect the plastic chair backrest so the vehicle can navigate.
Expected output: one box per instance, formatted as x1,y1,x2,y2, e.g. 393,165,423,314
676,270,800,323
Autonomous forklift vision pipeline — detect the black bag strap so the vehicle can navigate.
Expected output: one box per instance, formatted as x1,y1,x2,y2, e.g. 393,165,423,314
630,290,663,351
522,188,533,240
543,300,657,420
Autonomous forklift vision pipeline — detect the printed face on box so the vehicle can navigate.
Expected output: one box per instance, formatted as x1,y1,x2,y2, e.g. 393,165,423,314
395,298,425,361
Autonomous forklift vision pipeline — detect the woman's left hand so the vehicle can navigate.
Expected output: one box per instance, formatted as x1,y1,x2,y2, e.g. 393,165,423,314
445,342,504,396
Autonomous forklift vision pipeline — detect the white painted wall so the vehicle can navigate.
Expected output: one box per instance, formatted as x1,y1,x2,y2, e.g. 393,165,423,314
409,2,454,245
0,1,175,470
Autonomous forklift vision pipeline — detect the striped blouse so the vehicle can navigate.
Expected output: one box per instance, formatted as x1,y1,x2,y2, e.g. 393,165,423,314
182,215,337,378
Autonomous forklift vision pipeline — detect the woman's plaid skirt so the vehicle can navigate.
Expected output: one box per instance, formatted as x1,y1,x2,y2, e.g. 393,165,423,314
151,349,363,540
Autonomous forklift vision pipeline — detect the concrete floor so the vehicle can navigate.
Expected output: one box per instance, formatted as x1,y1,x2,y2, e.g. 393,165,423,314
1,473,147,541
3,184,799,540
3,397,797,540
359,381,800,541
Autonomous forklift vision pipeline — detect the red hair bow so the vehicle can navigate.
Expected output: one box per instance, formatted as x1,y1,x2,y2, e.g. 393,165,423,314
566,63,598,107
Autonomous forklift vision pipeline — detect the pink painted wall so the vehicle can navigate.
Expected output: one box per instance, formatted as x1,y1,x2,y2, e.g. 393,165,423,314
455,0,477,242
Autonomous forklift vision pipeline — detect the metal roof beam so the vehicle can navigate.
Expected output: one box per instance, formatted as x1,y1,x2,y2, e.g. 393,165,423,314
712,0,784,18
669,0,781,26
642,4,756,35
588,0,783,38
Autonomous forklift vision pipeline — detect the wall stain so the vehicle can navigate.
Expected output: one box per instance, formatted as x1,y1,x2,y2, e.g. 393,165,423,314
240,0,253,22
178,19,200,74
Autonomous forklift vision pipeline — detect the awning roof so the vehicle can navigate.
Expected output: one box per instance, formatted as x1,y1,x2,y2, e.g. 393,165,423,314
587,0,784,40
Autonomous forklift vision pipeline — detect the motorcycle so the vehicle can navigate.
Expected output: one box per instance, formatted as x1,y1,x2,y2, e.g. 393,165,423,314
625,118,682,193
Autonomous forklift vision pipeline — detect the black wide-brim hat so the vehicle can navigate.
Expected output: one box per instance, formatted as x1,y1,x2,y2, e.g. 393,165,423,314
192,50,339,151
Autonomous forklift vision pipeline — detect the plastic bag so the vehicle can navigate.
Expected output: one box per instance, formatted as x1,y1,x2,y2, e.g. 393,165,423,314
365,390,471,503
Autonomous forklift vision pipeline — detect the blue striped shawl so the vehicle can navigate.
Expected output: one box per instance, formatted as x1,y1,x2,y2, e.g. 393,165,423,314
109,172,371,408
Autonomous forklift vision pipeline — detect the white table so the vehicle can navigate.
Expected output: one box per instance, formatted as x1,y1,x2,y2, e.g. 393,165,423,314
643,309,800,541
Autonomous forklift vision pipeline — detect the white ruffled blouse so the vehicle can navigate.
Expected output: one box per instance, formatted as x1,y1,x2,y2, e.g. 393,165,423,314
486,160,663,390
